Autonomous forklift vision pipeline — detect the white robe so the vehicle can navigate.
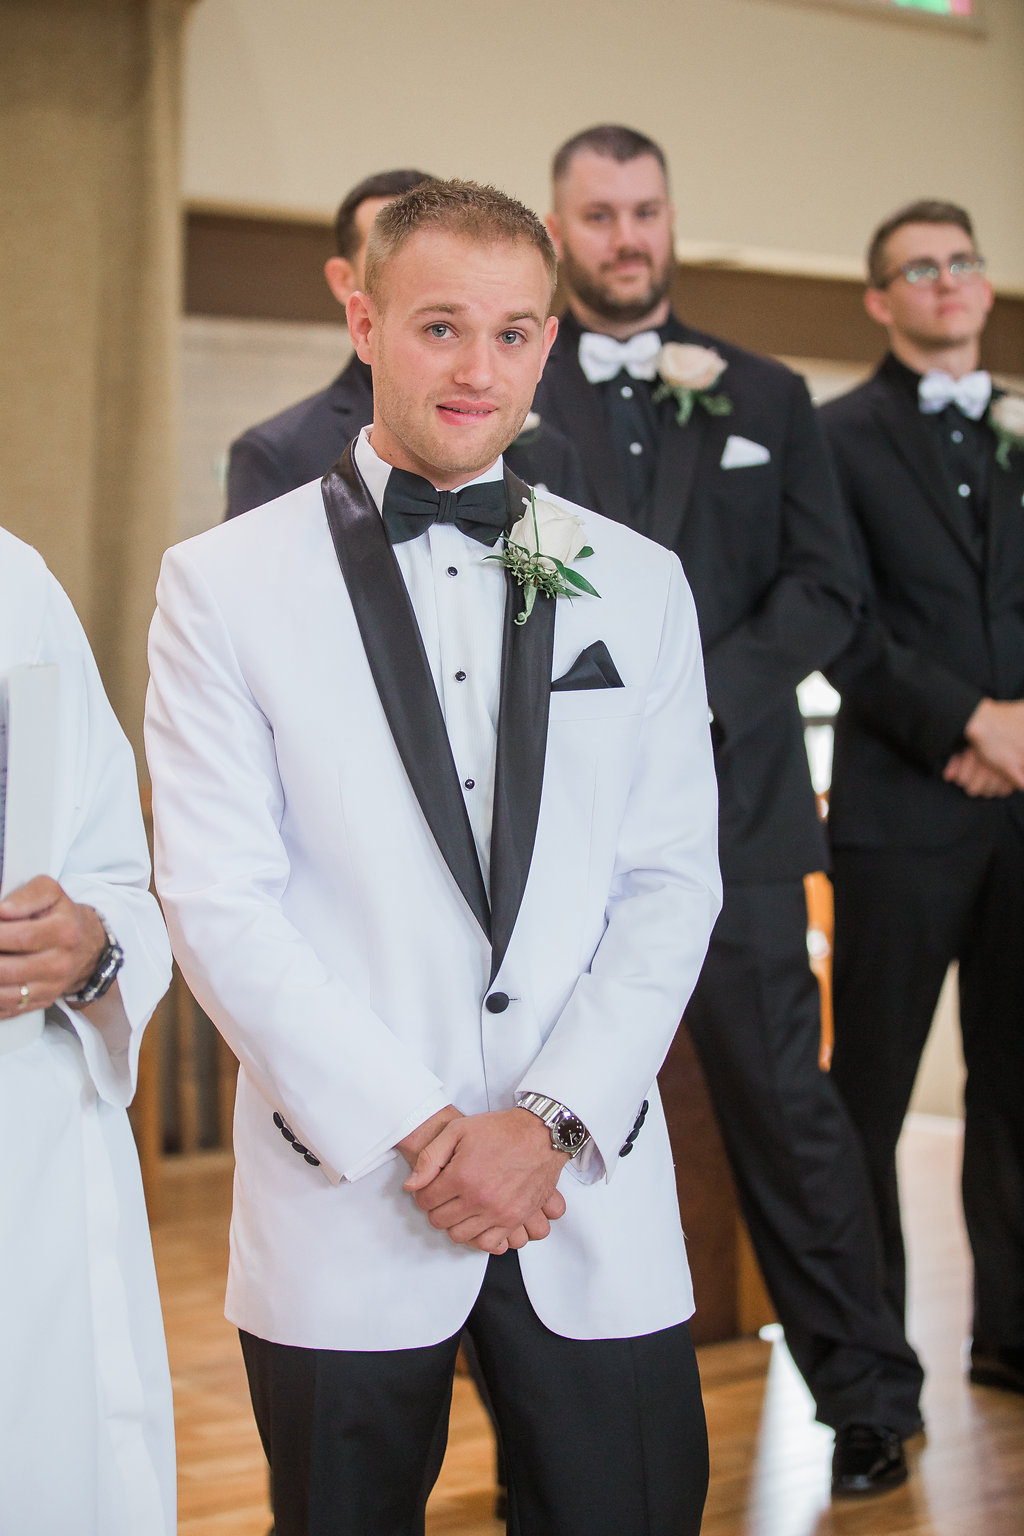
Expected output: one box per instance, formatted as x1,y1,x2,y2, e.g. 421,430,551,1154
0,528,175,1536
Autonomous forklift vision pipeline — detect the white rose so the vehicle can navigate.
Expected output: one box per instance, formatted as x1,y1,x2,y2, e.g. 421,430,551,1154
657,342,727,392
990,394,1024,438
517,410,542,436
509,496,587,572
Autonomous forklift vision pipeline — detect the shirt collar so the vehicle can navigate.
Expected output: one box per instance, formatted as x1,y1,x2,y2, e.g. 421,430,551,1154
879,350,922,402
561,306,680,351
353,426,504,517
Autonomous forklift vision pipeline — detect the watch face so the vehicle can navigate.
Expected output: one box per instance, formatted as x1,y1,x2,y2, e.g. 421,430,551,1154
556,1113,587,1152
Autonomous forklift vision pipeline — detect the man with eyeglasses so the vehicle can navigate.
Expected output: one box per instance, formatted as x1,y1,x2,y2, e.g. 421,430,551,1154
820,200,1024,1400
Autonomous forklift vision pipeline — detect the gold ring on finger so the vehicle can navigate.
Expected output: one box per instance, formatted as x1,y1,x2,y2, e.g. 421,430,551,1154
17,984,31,1010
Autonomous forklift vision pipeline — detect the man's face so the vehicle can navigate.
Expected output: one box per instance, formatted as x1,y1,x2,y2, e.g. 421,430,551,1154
865,222,993,353
347,229,558,488
548,150,675,326
324,196,394,307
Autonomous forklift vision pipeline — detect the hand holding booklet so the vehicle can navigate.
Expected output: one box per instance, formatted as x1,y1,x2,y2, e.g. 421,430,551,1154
0,663,59,1051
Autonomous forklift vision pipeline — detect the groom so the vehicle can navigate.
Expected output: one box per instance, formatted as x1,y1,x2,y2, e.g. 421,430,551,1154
146,180,720,1536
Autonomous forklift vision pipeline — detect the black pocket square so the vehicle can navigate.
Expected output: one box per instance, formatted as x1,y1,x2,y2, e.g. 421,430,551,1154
551,640,624,692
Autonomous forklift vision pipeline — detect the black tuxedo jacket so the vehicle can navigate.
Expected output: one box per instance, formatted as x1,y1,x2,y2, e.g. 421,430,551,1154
819,357,1024,849
225,353,589,519
535,312,861,881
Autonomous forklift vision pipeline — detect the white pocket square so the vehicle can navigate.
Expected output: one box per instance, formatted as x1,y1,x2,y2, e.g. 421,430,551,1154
720,434,771,469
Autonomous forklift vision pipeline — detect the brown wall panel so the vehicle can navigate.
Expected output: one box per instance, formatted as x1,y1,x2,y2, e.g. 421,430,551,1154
185,208,1024,373
185,211,342,326
673,267,881,365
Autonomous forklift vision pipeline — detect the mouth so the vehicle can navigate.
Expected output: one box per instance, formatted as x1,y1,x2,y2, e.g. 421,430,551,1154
606,255,651,275
436,402,499,423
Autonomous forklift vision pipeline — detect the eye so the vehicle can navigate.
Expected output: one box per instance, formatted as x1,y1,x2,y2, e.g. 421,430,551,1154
427,323,453,339
584,210,611,225
499,329,526,346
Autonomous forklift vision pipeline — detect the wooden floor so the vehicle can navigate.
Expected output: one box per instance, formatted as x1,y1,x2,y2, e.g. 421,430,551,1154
151,1116,1024,1536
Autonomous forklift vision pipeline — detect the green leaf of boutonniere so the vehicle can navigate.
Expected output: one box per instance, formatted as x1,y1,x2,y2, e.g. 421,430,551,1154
485,490,602,625
654,342,733,427
988,394,1024,471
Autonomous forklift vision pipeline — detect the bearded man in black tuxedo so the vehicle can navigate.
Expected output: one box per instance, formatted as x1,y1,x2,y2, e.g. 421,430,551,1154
226,169,586,518
820,201,1024,1400
534,123,924,1498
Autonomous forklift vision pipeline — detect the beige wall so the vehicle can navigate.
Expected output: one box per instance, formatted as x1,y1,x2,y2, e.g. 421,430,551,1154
183,0,1024,289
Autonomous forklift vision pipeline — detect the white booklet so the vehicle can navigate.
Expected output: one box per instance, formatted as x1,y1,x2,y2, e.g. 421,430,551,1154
0,664,59,1051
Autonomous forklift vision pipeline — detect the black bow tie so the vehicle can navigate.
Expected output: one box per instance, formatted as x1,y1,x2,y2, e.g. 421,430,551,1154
380,468,508,546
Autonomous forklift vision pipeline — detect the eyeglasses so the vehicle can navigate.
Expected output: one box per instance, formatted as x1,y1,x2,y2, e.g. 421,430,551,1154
881,255,986,288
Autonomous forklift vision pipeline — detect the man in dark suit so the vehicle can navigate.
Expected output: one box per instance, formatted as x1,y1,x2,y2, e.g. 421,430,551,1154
226,170,587,518
534,124,925,1497
820,200,1024,1399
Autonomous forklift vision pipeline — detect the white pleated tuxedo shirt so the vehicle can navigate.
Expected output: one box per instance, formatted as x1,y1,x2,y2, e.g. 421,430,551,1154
353,427,509,889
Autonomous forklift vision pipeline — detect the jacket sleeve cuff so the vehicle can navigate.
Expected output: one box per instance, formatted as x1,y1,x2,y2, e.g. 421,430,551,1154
339,1089,451,1184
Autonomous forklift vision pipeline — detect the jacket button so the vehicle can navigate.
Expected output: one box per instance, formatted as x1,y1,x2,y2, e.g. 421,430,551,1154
485,991,510,1013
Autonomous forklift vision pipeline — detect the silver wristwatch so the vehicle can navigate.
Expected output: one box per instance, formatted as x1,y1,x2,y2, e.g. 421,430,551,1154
64,914,124,1006
516,1092,591,1157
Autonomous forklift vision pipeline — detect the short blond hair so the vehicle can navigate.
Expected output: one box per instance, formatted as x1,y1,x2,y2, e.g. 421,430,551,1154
363,179,557,304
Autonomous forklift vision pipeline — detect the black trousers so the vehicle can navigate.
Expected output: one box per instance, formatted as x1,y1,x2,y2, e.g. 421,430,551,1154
831,818,1024,1350
240,1250,708,1536
684,881,924,1433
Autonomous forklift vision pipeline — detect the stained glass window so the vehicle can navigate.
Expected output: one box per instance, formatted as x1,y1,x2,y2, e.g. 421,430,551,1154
881,0,975,13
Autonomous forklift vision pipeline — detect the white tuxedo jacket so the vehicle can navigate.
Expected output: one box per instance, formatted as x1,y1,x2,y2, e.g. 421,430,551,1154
145,452,720,1351
0,528,175,1535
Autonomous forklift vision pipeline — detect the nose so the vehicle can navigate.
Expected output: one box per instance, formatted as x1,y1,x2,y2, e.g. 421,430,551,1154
615,212,645,248
452,334,495,390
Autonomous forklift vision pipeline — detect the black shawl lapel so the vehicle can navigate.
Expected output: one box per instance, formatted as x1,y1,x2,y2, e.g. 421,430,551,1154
543,324,628,520
321,446,491,937
871,374,983,569
488,467,556,983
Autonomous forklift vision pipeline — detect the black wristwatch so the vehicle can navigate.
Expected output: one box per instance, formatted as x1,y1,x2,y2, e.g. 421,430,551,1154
64,914,124,1006
516,1092,591,1156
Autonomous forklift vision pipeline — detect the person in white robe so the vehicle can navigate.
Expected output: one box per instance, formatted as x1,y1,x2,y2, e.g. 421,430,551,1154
0,525,175,1536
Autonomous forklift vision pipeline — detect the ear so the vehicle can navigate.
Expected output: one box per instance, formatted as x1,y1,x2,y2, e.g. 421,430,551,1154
979,279,995,324
325,256,357,307
346,291,375,364
545,211,564,262
863,286,893,329
538,313,559,378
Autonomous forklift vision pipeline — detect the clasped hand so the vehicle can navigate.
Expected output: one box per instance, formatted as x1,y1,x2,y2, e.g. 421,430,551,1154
947,698,1024,797
398,1107,568,1256
0,876,106,1019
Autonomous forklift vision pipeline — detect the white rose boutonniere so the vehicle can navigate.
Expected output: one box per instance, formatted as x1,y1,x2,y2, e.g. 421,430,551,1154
654,342,732,426
487,490,600,625
989,394,1024,471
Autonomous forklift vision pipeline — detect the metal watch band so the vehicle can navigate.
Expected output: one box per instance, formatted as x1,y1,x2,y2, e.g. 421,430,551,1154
516,1092,591,1157
64,915,124,1006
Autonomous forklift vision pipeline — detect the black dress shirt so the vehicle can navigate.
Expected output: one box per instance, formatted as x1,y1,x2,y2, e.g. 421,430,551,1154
881,352,994,559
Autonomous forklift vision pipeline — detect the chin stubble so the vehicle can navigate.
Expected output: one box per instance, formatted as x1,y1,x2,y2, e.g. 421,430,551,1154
561,245,675,325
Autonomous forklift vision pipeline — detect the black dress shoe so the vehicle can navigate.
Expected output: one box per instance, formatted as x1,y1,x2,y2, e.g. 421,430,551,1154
831,1424,908,1498
970,1345,1024,1394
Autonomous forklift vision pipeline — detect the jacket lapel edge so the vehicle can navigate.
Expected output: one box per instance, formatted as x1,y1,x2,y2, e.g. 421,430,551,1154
321,448,491,937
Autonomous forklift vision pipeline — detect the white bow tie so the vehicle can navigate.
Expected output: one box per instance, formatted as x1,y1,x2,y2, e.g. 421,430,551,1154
918,369,992,421
578,330,662,385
